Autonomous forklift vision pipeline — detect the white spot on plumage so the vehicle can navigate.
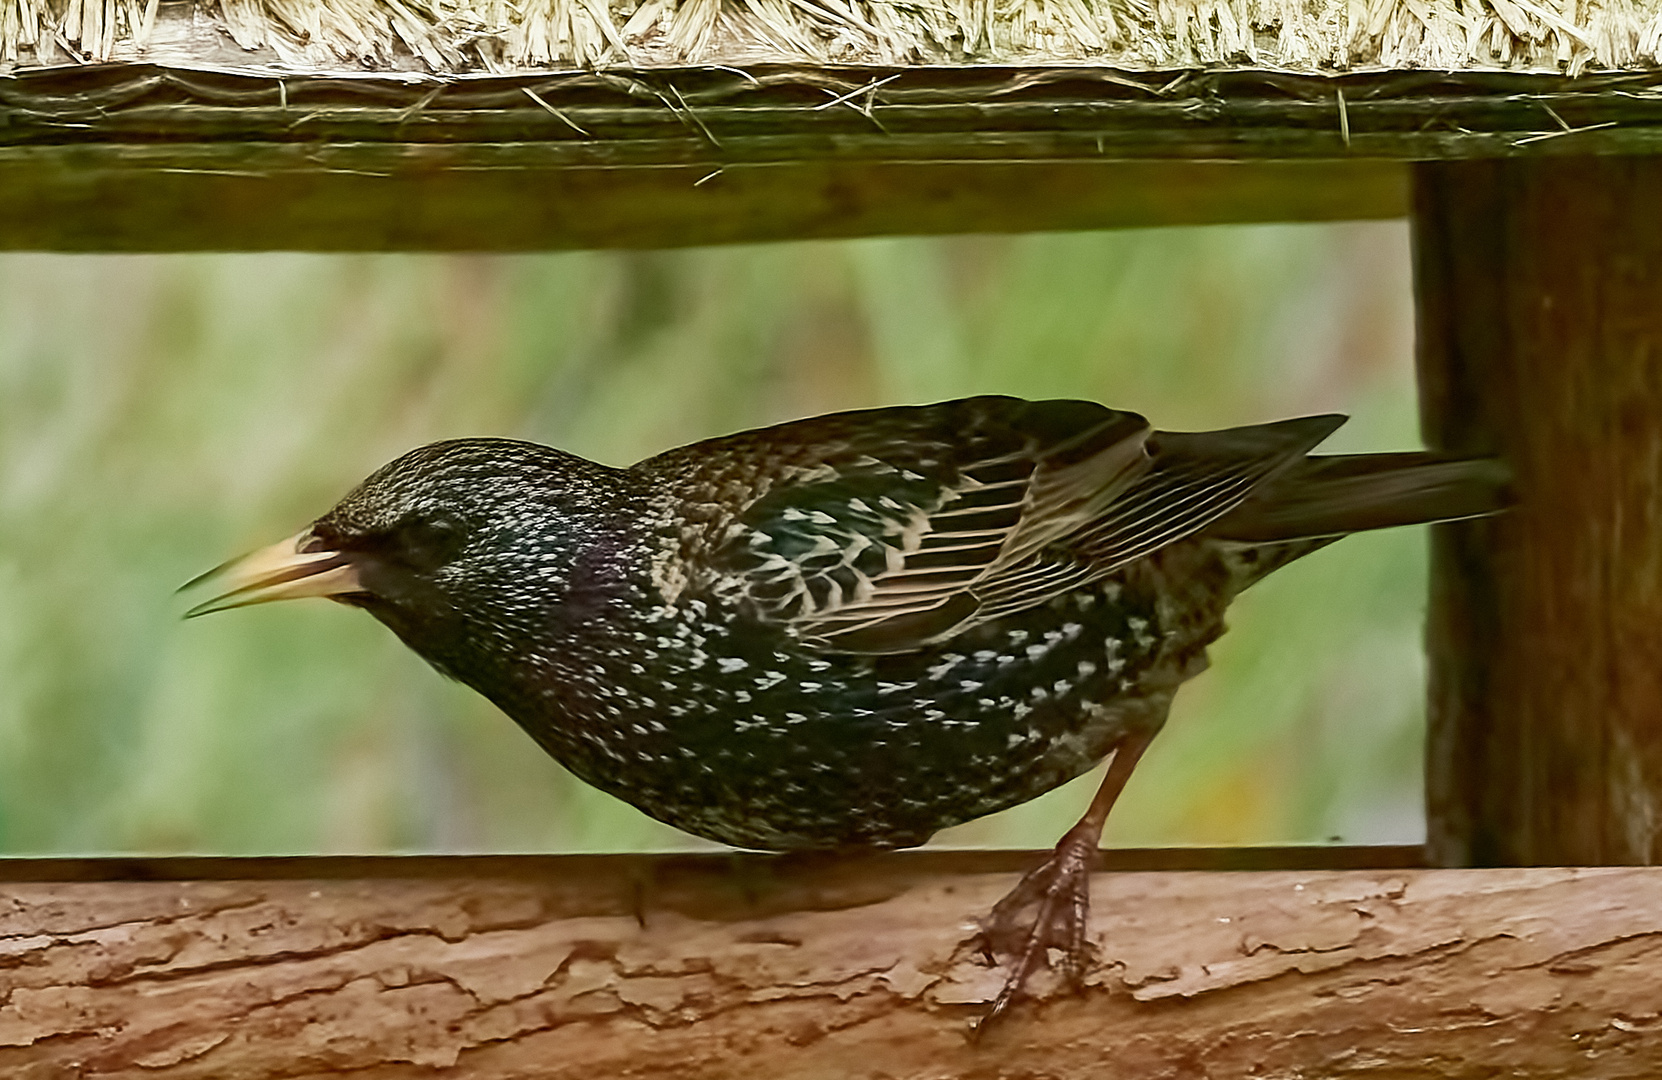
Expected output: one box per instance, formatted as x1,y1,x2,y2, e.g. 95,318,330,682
927,654,964,679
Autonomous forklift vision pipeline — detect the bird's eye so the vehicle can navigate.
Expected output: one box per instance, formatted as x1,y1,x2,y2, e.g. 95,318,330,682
391,515,467,571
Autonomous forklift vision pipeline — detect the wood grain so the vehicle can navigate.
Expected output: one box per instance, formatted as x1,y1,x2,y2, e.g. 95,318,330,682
0,149,1407,252
0,853,1658,1077
7,64,1662,248
1415,156,1662,867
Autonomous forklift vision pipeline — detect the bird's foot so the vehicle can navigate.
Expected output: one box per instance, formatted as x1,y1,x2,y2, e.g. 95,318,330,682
968,822,1101,1035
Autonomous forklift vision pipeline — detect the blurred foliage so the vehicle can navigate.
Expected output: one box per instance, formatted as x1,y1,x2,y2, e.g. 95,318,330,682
0,223,1426,855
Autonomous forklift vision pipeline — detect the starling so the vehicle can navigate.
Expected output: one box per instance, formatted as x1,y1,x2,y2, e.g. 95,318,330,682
185,395,1506,1027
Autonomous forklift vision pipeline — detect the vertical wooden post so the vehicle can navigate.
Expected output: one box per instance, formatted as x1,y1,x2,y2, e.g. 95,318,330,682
1414,157,1662,866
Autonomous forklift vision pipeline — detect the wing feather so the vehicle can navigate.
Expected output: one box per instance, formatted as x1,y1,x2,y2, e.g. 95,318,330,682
968,416,1346,620
643,398,1347,656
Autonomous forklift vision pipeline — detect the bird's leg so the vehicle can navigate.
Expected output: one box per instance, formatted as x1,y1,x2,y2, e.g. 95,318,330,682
971,730,1153,1034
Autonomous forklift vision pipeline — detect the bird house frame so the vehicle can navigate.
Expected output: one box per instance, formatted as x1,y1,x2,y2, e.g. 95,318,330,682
5,0,1661,1073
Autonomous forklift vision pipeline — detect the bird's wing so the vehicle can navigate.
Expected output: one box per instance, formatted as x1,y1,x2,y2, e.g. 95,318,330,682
968,415,1348,621
652,397,1150,654
652,400,1346,655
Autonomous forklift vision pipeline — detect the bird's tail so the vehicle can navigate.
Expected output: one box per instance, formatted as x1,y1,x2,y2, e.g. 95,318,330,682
1202,452,1512,544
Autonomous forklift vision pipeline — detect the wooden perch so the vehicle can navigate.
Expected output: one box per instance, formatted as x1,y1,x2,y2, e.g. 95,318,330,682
0,849,1659,1077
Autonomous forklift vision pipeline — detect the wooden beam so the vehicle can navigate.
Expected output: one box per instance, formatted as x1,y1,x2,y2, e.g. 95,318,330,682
0,851,1659,1076
0,846,1429,881
9,65,1662,248
0,151,1406,252
1415,156,1662,866
12,67,1662,164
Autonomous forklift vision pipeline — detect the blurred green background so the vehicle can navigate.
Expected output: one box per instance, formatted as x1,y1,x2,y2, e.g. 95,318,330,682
0,221,1427,855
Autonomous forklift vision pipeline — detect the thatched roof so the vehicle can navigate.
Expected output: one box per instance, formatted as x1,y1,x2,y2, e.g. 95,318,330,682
5,0,1660,75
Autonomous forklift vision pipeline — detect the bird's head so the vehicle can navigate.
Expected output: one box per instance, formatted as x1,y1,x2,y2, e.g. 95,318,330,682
183,439,631,659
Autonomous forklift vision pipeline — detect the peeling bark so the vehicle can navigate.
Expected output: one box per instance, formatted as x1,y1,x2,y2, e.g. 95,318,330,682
0,852,1657,1077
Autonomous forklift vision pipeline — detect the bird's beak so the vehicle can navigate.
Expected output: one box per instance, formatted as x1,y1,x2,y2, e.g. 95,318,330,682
181,529,364,618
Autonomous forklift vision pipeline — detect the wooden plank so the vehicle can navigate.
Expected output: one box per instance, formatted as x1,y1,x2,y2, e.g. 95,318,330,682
0,853,1656,1077
6,65,1662,247
1415,155,1662,866
0,150,1407,251
9,66,1662,163
0,846,1428,881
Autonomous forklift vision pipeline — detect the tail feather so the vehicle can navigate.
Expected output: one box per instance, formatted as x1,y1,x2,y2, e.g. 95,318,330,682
1202,452,1511,543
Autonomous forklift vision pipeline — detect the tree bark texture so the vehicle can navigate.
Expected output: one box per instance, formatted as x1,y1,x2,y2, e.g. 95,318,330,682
1415,156,1662,867
0,853,1660,1077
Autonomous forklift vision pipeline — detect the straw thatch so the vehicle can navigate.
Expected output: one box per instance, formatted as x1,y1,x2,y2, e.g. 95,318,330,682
3,0,1660,75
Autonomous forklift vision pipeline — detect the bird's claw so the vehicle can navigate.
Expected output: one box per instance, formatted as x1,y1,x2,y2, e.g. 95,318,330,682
967,826,1101,1036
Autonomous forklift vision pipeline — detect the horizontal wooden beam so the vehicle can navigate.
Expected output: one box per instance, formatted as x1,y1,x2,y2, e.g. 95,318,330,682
5,65,1662,248
2,849,1658,1077
0,150,1407,251
0,845,1428,881
14,67,1662,163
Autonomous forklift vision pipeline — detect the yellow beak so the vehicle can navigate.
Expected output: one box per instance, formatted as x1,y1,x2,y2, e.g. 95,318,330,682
181,529,365,618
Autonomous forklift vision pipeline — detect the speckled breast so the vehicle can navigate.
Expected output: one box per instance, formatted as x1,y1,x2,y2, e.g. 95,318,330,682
512,561,1223,852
